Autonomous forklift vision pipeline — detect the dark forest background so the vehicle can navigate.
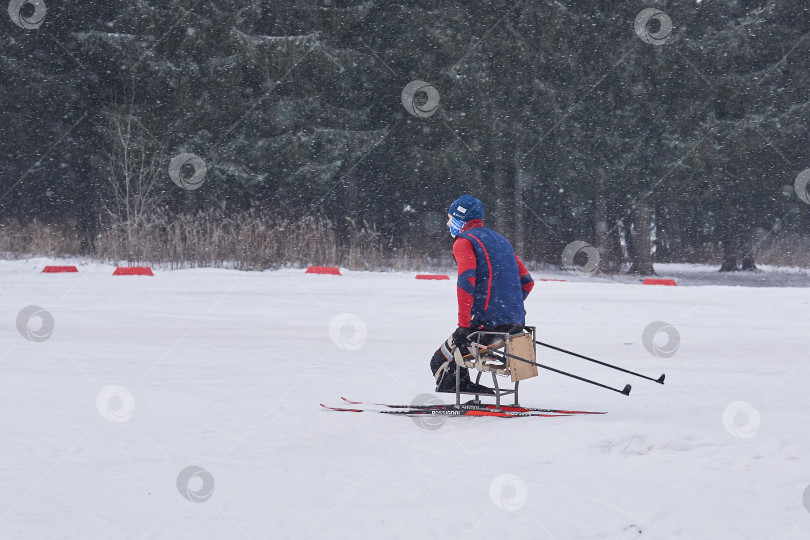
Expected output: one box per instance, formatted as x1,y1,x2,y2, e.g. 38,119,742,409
1,0,809,273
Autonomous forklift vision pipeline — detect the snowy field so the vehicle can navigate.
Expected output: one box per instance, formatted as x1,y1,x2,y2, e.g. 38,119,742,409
2,259,809,540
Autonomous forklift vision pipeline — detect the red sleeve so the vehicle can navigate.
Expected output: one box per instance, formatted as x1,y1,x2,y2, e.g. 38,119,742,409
453,238,477,327
516,254,534,299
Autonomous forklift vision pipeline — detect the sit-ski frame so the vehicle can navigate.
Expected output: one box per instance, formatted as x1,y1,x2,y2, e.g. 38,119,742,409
453,326,537,411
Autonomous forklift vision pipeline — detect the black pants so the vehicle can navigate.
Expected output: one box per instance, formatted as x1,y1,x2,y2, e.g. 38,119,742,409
429,333,471,391
429,348,447,374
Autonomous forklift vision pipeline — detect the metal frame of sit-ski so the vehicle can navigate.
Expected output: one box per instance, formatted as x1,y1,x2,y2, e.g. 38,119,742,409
453,326,538,411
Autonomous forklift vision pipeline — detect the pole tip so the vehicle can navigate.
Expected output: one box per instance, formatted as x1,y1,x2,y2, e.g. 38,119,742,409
657,374,666,384
622,384,632,396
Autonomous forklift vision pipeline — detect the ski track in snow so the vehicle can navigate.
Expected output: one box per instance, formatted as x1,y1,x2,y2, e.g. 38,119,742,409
1,259,809,539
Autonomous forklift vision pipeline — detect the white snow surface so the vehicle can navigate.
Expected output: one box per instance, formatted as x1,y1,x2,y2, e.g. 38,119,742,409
1,259,809,539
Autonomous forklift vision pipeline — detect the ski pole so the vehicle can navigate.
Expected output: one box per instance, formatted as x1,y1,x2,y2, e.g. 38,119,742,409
472,344,631,396
535,340,665,385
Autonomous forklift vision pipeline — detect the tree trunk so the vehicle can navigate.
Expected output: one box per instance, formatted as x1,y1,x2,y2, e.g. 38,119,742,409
719,244,738,271
628,202,656,275
741,250,757,271
655,199,680,264
739,186,758,271
493,138,507,235
619,213,633,270
741,229,758,271
719,200,739,272
513,149,524,254
343,167,359,221
332,168,358,246
669,204,683,262
594,173,610,274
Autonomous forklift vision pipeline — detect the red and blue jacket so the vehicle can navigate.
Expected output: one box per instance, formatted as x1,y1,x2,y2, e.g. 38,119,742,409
453,220,534,329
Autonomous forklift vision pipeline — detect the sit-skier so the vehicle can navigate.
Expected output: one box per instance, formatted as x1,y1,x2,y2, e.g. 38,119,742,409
430,195,534,394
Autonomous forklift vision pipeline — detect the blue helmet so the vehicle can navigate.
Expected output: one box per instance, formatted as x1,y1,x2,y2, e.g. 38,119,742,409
448,195,483,221
447,195,484,238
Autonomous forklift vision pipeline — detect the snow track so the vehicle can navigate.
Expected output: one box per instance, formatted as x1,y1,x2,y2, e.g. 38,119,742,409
1,260,808,539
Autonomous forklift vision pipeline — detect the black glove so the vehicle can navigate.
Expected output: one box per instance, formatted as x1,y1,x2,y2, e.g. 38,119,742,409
452,326,473,347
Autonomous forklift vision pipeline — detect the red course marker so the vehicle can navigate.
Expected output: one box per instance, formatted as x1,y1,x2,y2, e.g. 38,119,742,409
415,274,449,280
305,266,341,275
642,278,677,286
42,266,78,273
113,267,154,276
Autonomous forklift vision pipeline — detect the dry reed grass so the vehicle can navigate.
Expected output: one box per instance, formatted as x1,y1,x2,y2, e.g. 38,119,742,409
0,219,85,257
2,213,806,271
0,210,451,271
754,232,810,268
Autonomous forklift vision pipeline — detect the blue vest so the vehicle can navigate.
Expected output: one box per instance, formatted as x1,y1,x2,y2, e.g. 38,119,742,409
456,227,526,328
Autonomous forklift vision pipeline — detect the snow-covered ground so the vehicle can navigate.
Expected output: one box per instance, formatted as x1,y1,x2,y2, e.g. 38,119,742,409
529,262,810,288
1,259,809,539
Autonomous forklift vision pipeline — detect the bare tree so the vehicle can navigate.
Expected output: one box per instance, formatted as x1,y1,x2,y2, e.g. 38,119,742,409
102,110,167,259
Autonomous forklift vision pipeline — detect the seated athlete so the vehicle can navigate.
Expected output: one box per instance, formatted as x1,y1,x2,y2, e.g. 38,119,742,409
430,195,534,394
